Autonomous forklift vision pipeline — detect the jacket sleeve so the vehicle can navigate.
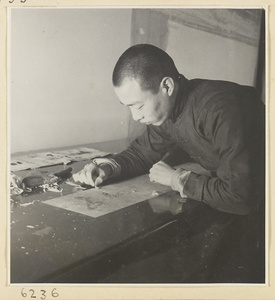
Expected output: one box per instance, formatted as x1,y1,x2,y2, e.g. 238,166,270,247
182,97,255,215
108,125,176,179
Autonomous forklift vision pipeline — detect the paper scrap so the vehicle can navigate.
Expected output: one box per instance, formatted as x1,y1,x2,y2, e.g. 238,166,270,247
11,147,109,171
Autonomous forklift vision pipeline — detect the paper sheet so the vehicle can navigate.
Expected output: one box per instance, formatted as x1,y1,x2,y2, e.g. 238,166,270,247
43,174,171,218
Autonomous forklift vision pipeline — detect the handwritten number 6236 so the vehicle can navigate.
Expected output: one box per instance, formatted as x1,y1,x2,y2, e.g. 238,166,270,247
21,288,59,299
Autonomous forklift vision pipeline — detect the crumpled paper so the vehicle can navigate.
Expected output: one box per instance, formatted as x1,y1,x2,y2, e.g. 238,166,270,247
10,172,24,195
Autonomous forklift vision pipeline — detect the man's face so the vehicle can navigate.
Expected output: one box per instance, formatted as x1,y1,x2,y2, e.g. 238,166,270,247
114,78,172,126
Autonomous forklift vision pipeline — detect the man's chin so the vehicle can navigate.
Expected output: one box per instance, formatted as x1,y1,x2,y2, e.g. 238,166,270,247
143,118,165,126
151,119,165,126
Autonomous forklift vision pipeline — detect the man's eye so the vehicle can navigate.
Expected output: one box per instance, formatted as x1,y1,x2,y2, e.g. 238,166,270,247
138,105,144,110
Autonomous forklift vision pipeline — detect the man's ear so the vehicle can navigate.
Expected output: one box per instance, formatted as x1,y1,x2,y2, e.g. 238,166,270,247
161,77,174,96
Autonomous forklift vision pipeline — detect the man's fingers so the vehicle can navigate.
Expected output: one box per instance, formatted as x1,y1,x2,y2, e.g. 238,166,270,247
149,172,157,183
81,170,93,186
86,167,96,186
95,176,103,187
94,168,108,187
72,163,108,187
72,172,80,182
72,163,98,186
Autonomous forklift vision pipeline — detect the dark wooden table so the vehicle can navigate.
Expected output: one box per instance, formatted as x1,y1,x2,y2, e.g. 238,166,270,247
10,141,265,284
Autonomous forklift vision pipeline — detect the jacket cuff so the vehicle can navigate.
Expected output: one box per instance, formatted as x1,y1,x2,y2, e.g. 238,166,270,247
171,168,191,198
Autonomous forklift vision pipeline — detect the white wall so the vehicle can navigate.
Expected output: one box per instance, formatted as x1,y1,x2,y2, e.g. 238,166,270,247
10,8,132,153
166,20,259,86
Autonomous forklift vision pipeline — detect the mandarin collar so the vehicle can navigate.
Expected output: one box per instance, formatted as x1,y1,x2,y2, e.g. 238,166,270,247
170,74,190,122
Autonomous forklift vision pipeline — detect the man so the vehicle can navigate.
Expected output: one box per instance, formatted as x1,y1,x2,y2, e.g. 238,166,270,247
73,44,265,216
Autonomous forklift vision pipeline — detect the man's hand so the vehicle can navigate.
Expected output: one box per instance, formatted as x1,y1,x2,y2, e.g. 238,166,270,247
149,161,176,186
73,162,112,188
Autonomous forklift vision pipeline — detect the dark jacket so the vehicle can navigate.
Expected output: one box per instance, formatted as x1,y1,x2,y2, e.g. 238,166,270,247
110,75,265,215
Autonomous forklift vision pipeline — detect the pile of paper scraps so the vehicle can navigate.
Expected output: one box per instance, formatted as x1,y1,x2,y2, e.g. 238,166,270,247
10,168,73,196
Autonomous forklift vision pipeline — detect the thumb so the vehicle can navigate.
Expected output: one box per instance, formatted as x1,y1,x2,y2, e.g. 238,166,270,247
94,176,103,187
94,166,109,187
